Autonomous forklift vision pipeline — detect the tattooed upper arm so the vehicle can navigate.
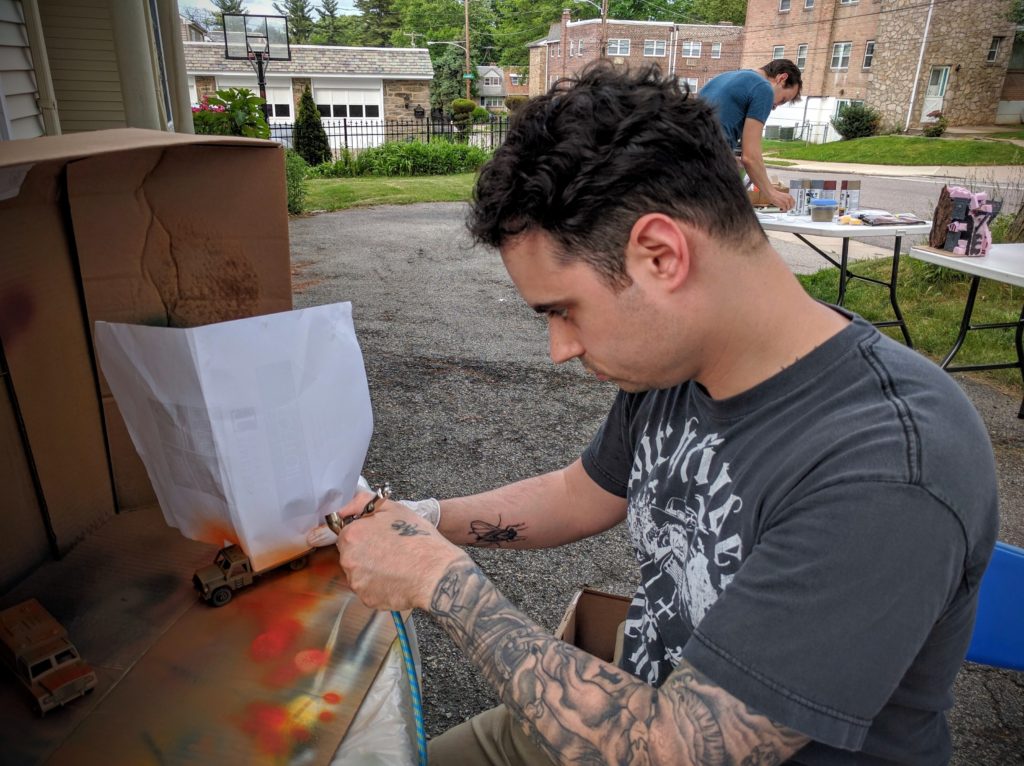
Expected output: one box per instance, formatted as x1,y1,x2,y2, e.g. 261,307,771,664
655,661,809,766
430,559,810,766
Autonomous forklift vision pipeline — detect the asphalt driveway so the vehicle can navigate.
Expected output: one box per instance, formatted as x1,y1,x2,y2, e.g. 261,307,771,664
289,202,1023,763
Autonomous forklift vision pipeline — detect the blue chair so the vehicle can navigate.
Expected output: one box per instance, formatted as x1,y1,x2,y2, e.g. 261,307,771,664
965,541,1024,671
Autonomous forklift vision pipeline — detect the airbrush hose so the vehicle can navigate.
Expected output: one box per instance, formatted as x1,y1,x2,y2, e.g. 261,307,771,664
326,485,429,766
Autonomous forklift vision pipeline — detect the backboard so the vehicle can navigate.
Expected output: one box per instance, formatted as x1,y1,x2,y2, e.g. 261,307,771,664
223,14,291,61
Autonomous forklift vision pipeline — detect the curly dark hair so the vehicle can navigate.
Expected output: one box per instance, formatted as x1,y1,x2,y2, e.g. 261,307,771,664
468,62,766,288
761,59,803,99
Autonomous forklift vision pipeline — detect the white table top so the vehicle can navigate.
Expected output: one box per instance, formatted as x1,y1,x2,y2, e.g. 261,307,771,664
758,213,932,239
908,244,1024,289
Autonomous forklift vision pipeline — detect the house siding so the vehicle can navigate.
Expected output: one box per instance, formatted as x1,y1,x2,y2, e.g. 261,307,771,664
37,0,125,132
0,0,44,139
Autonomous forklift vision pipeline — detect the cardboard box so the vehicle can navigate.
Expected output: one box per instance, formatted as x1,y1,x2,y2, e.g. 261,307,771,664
555,587,631,662
748,179,788,208
0,129,292,591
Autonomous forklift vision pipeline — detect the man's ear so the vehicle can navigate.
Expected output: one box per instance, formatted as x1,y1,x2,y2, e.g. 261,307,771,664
626,213,691,291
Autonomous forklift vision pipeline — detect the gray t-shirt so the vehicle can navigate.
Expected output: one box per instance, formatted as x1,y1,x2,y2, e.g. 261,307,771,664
582,313,998,764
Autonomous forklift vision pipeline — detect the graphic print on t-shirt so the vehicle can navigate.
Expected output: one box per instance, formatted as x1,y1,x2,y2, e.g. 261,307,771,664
622,414,744,685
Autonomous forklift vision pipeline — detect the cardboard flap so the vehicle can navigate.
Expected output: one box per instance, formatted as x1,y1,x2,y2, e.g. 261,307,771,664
556,588,631,662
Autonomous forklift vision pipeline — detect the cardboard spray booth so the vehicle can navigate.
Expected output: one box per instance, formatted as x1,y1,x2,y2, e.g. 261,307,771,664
0,130,406,764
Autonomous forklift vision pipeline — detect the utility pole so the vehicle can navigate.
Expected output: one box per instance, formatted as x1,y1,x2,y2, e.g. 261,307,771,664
403,31,423,47
464,0,472,99
600,0,608,58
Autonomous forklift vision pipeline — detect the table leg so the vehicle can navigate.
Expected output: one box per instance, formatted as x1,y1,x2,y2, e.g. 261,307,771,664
888,237,914,348
940,277,1024,420
837,238,850,306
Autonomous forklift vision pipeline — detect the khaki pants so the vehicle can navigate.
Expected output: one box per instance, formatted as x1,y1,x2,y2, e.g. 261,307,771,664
428,622,626,766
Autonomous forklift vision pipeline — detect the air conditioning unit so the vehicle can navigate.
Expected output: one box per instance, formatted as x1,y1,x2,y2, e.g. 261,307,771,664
779,126,795,140
764,125,781,139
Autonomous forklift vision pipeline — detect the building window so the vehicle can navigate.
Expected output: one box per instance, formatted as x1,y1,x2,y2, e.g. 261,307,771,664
578,40,584,55
481,97,504,108
568,41,575,57
484,75,501,86
831,41,852,70
510,73,521,85
315,88,381,120
839,0,856,4
804,0,814,7
679,76,699,92
772,45,785,60
644,40,667,57
680,40,701,58
797,43,808,69
862,40,875,68
779,0,791,10
711,42,722,59
834,99,864,117
607,38,630,56
988,37,1004,64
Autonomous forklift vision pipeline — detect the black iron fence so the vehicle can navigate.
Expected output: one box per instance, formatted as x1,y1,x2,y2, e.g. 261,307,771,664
269,118,510,158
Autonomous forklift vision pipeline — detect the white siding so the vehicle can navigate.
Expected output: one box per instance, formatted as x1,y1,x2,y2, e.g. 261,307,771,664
38,0,124,132
0,0,44,140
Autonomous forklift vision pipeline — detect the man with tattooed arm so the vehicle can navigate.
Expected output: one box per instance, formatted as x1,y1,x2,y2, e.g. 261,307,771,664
309,64,998,765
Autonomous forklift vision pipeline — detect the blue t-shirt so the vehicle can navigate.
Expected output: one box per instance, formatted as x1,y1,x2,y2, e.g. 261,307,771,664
700,70,774,150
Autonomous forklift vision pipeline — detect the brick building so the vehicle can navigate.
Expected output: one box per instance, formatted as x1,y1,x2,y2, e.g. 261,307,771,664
740,0,1017,136
475,65,528,111
527,11,744,97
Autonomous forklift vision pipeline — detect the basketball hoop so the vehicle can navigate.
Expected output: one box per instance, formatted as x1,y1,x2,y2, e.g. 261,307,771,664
223,14,290,122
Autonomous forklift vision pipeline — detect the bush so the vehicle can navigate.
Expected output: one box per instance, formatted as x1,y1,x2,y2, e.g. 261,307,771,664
472,106,491,124
284,149,308,214
831,103,881,140
451,98,477,141
309,140,489,177
294,87,331,166
193,88,269,138
505,95,528,112
922,116,948,138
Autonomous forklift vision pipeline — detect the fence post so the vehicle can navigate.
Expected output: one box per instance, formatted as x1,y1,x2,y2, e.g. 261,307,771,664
343,118,349,151
426,118,431,144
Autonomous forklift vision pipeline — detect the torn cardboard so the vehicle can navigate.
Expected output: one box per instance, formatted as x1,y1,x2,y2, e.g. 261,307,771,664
0,129,292,590
556,588,631,662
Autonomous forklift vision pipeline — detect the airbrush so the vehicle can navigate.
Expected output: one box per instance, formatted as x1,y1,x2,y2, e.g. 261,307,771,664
324,483,392,534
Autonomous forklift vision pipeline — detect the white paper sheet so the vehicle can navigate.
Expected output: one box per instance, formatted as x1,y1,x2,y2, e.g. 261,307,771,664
95,303,373,572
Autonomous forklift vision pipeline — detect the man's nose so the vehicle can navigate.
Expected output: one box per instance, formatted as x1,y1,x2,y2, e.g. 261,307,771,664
548,318,584,364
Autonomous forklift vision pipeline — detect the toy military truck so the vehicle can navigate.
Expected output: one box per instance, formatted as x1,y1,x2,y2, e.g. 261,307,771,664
193,545,311,606
0,599,98,715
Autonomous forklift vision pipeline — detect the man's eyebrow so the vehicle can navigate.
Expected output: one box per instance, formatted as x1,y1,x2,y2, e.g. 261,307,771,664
531,303,560,315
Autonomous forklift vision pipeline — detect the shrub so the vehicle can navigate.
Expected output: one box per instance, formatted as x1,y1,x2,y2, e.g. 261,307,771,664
307,149,356,178
294,87,331,166
193,89,269,138
284,149,308,214
451,98,477,141
831,103,881,140
922,116,948,138
205,88,270,139
472,106,491,124
309,141,489,177
505,95,528,112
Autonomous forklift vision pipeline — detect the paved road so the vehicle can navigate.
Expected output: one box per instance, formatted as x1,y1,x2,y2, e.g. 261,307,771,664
289,202,1023,764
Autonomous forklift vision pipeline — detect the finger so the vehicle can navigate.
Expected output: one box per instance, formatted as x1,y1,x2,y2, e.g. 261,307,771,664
306,524,338,547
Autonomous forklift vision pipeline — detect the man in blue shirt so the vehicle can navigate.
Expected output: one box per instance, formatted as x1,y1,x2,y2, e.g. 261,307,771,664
701,60,802,212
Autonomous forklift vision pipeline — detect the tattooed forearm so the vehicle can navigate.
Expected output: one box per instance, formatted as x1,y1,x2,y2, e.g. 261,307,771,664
468,516,527,547
430,560,809,766
390,520,429,536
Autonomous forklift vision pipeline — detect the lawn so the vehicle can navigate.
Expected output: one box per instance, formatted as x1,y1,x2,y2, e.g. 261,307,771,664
305,173,476,212
798,257,1023,393
763,136,1024,165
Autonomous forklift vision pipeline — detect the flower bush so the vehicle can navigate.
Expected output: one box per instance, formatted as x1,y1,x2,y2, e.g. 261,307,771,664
191,88,269,139
922,111,949,138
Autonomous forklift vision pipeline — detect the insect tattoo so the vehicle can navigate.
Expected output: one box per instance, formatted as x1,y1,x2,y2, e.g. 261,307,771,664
468,516,527,547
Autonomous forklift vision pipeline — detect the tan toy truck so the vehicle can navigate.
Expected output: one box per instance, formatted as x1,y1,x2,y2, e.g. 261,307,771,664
0,599,98,715
193,545,311,606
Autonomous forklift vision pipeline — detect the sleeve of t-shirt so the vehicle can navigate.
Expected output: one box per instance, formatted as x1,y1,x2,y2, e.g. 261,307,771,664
581,391,635,498
682,481,967,751
746,79,774,125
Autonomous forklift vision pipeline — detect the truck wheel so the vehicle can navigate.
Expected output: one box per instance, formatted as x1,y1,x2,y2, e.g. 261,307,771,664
289,556,309,571
211,587,232,607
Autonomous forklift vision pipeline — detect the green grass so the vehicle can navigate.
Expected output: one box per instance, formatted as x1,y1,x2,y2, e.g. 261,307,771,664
304,174,476,212
985,129,1024,140
762,136,1024,165
798,257,1023,393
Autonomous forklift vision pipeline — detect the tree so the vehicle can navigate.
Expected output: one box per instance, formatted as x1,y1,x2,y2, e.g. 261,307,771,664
312,0,361,45
355,0,402,47
430,45,471,114
294,87,332,166
181,6,218,32
685,0,747,25
491,0,563,66
212,0,248,14
273,0,317,44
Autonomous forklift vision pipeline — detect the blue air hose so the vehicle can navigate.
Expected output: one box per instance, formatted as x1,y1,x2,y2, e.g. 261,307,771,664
391,610,428,766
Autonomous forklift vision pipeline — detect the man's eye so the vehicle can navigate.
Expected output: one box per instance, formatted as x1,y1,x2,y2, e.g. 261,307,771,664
547,308,568,320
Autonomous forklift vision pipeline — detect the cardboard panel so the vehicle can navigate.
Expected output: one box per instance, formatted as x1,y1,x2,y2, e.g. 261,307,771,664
0,379,50,587
67,143,293,511
556,588,631,662
0,160,116,558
